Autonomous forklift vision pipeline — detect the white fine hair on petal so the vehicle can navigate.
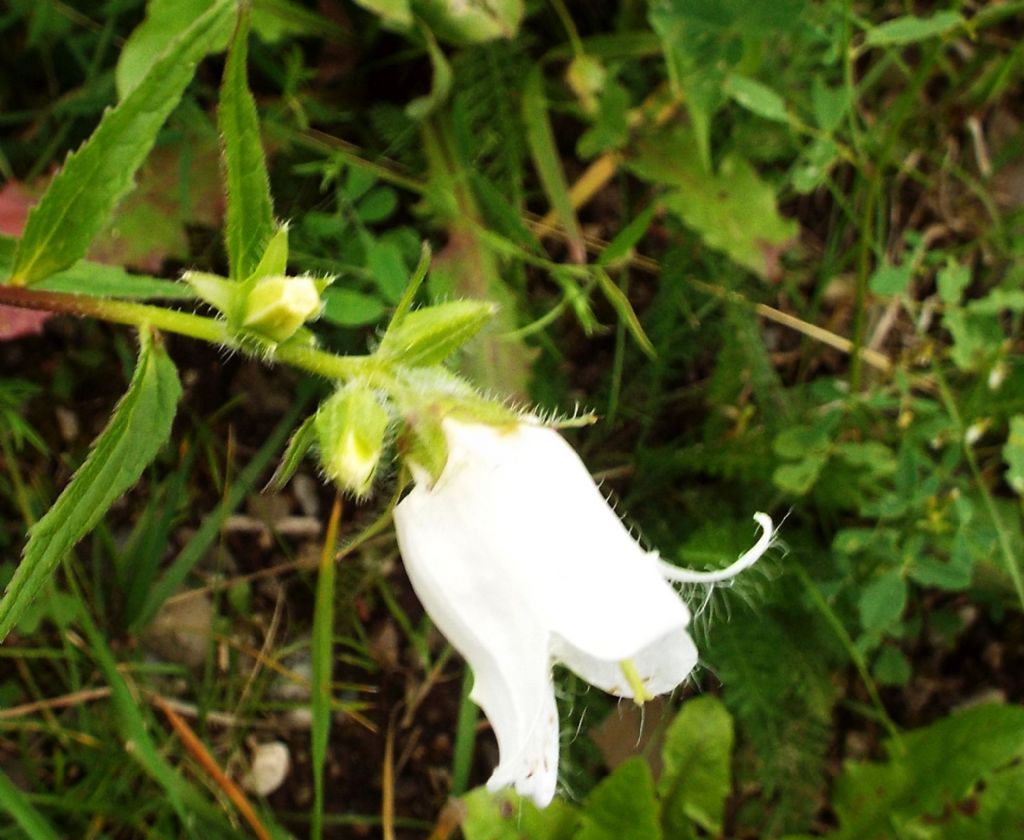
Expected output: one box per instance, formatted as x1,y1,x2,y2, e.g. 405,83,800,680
658,513,776,584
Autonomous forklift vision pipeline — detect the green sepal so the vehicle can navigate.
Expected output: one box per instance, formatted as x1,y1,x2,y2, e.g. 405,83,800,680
240,274,323,343
399,408,449,485
377,299,498,367
182,270,237,316
249,224,290,281
265,413,317,492
315,385,391,497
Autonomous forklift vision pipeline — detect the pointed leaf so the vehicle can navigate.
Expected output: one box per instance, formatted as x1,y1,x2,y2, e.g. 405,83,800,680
578,757,662,840
10,0,233,286
220,5,275,280
0,329,181,642
659,696,734,836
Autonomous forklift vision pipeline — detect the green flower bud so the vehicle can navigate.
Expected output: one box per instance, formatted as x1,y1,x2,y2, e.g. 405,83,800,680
378,300,497,367
241,274,321,343
315,386,390,497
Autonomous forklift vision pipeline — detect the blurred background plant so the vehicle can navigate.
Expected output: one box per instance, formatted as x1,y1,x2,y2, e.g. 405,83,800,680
1,0,1023,837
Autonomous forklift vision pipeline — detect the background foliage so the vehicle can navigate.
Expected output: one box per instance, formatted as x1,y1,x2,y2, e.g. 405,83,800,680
1,0,1023,838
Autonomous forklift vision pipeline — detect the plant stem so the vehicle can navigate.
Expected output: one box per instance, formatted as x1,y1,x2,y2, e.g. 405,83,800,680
0,285,377,383
933,366,1024,611
794,565,902,747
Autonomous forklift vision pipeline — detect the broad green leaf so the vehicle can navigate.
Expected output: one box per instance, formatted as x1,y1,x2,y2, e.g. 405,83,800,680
321,288,387,326
10,1,232,287
0,329,181,643
461,789,578,840
725,73,788,123
523,66,585,260
811,76,849,133
865,11,962,47
220,5,275,281
578,757,662,840
367,238,410,303
858,570,907,634
869,262,913,295
941,762,1024,840
118,0,340,97
659,696,734,836
0,767,60,840
773,454,827,495
872,646,911,687
116,0,234,98
1004,416,1024,495
36,262,193,300
937,260,970,305
627,127,798,279
834,704,1024,837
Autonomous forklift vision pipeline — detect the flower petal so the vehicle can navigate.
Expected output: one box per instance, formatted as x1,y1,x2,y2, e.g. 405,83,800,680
552,626,699,699
433,419,691,661
394,480,560,806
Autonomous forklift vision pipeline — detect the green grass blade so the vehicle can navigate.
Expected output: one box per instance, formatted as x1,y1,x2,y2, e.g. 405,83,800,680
0,328,182,643
522,66,585,262
133,396,308,630
71,584,219,838
9,0,233,286
0,768,61,840
220,4,275,280
311,497,341,840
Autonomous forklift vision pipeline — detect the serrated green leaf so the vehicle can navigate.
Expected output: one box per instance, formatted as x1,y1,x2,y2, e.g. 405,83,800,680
627,128,798,279
9,0,233,287
659,696,734,836
116,0,235,98
835,704,1024,836
578,758,662,840
865,11,962,47
461,788,578,840
0,329,181,643
220,5,275,281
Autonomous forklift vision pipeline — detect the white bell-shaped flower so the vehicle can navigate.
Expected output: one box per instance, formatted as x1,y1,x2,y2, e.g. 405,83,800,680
393,418,774,807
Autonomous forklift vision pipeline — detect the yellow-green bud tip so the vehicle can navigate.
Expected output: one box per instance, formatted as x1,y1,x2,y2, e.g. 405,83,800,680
241,274,321,343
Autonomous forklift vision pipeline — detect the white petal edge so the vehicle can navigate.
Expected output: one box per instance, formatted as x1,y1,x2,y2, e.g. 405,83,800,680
658,513,775,584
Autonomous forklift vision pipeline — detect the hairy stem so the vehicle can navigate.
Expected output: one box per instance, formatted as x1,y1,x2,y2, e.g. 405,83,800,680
0,285,377,383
